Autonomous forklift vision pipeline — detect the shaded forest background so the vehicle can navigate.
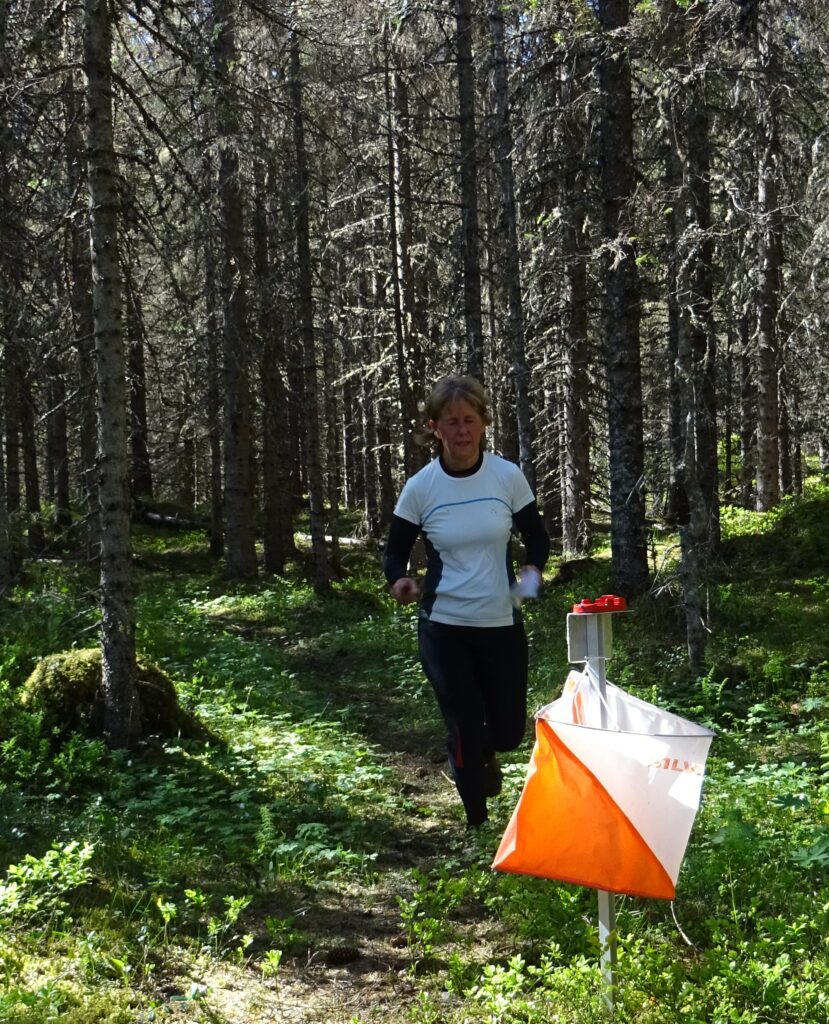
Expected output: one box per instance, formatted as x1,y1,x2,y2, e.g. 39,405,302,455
2,0,829,734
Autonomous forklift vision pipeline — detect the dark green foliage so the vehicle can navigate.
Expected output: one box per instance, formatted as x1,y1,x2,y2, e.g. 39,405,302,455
0,495,826,1022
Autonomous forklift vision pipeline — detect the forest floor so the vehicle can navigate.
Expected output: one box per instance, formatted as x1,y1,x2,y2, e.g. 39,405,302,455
177,754,483,1024
2,488,829,1023
131,543,555,1024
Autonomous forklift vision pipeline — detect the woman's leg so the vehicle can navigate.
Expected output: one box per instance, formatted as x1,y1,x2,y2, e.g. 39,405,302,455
474,619,529,753
418,619,490,827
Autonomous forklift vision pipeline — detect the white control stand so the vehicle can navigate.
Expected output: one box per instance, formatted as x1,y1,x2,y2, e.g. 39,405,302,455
566,599,625,1012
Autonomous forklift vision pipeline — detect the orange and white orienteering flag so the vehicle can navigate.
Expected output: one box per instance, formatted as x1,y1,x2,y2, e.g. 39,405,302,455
493,670,714,899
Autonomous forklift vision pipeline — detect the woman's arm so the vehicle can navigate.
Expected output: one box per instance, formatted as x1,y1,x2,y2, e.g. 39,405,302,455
513,501,551,573
383,515,421,585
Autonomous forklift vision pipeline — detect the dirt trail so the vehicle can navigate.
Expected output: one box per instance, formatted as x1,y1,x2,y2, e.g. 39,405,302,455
172,750,494,1024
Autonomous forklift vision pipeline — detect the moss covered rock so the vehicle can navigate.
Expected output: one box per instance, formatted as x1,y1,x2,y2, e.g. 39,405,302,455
20,649,210,742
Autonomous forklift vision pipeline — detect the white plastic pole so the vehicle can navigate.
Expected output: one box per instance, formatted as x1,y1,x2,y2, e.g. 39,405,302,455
590,651,617,1010
567,608,618,1012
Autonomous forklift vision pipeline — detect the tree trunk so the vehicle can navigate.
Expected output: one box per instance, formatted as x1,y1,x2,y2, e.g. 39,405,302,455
755,26,782,511
3,341,21,577
46,349,71,531
778,362,792,496
64,24,99,560
383,33,419,477
738,308,755,508
0,365,10,588
661,0,717,668
361,374,380,536
674,184,709,674
322,313,340,566
0,405,9,590
663,111,686,526
560,47,591,554
124,256,153,501
723,324,734,498
683,42,719,551
389,52,427,474
4,343,20,519
203,233,225,559
1,0,21,575
255,160,293,575
178,413,196,507
341,372,359,512
597,0,649,598
19,369,45,555
198,134,224,558
792,384,803,497
212,0,257,578
488,0,534,487
290,27,331,592
348,204,370,523
455,0,484,382
83,0,140,747
356,250,379,536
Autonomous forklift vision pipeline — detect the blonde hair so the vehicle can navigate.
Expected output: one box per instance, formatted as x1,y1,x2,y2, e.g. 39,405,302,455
415,374,492,448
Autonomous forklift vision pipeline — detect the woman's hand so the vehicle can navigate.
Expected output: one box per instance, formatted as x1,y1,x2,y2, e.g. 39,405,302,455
511,565,541,606
390,577,420,605
518,565,541,593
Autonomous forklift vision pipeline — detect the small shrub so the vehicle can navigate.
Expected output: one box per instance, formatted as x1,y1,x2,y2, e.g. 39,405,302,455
0,840,94,926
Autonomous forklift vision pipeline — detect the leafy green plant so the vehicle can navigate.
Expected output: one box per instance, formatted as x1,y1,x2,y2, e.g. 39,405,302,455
0,503,827,1023
398,867,466,957
259,947,283,978
0,841,93,925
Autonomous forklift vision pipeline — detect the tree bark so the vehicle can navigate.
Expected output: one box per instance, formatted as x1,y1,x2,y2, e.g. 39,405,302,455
19,368,45,555
3,344,21,554
204,235,225,558
322,312,340,566
488,1,534,488
212,0,257,578
597,0,649,598
723,324,734,499
0,405,9,590
682,25,719,550
361,373,380,536
663,108,686,526
755,24,782,511
791,382,802,496
356,246,380,536
198,136,224,559
778,361,792,497
3,343,20,519
560,46,591,554
63,12,99,559
383,30,420,477
290,26,332,592
83,0,140,747
255,159,293,575
455,0,484,382
660,0,717,668
1,0,21,574
124,255,153,501
46,348,71,530
738,308,755,508
0,359,10,589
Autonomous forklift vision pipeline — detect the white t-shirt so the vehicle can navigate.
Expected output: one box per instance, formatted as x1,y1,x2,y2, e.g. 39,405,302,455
394,452,535,627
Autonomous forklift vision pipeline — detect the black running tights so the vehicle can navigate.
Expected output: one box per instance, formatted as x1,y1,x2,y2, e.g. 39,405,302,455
418,617,528,827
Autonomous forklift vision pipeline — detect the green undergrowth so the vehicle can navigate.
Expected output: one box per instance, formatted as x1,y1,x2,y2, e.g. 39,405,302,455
0,494,827,1023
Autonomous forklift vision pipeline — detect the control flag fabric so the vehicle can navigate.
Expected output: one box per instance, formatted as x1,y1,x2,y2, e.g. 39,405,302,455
492,670,714,899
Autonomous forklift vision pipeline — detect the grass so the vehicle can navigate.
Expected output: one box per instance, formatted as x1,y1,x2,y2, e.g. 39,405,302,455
0,485,827,1022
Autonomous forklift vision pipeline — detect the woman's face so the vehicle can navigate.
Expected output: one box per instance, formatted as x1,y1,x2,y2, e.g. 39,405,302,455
429,397,486,471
